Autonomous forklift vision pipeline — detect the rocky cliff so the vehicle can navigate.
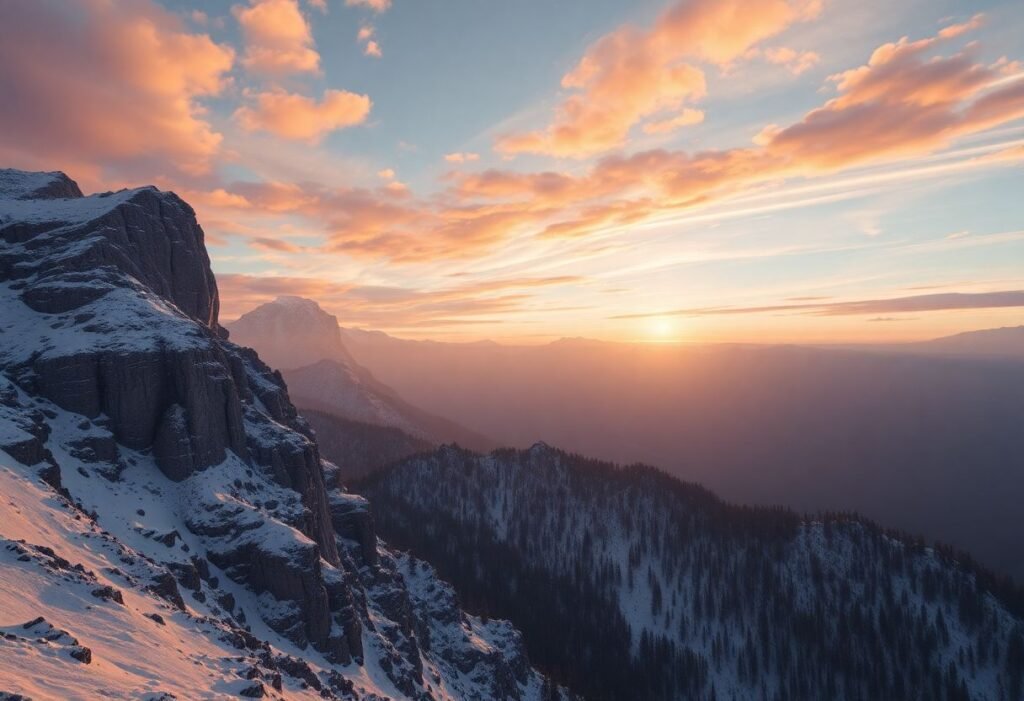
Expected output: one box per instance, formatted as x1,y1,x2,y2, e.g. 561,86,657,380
0,169,566,700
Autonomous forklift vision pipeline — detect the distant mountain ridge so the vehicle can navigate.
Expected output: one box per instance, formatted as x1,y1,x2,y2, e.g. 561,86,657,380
336,326,1024,581
227,297,497,452
911,326,1024,357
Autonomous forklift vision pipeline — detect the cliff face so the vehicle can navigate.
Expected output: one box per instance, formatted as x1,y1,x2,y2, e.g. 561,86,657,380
0,169,564,700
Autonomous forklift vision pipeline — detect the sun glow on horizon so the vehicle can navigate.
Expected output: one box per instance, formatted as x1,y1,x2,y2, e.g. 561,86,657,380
646,316,680,342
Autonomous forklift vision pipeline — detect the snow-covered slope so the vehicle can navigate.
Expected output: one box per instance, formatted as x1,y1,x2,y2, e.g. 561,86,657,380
0,169,566,701
362,444,1024,701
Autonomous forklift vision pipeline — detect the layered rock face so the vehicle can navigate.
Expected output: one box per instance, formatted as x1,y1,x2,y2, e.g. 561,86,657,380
0,169,565,700
0,168,344,656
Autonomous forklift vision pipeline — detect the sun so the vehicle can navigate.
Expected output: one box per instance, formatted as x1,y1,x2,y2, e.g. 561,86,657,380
647,316,676,340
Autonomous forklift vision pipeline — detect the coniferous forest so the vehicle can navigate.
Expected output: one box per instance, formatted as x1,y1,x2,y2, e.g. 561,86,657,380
360,445,1024,701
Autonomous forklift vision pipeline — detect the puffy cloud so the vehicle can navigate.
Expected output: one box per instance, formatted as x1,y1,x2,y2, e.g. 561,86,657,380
235,89,372,141
0,0,234,184
234,0,320,76
346,0,392,12
377,168,396,179
496,0,820,157
357,24,381,56
444,152,481,163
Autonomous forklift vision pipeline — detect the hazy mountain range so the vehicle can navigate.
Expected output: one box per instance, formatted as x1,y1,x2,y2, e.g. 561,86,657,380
230,294,1024,580
336,327,1024,581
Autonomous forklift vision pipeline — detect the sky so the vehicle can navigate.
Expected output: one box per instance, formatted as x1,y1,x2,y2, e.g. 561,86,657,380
1,0,1023,343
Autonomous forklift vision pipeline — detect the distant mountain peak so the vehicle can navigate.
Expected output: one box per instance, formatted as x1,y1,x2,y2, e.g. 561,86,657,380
228,295,352,370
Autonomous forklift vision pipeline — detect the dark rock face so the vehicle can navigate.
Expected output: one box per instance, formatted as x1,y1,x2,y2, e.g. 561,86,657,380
0,182,219,327
330,493,378,568
26,345,249,478
208,539,359,664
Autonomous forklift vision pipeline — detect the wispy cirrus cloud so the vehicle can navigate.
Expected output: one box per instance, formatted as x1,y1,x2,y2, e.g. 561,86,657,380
610,291,1024,320
218,272,583,326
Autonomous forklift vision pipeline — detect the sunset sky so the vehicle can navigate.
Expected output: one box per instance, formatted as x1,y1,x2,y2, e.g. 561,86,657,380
2,0,1023,342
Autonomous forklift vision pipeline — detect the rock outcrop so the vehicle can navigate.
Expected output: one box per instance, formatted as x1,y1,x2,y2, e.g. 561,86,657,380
0,169,568,701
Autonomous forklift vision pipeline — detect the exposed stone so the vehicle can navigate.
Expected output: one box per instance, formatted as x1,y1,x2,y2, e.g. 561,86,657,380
329,493,378,568
90,586,125,605
166,561,200,591
147,572,185,610
153,405,194,481
238,681,265,698
69,646,92,664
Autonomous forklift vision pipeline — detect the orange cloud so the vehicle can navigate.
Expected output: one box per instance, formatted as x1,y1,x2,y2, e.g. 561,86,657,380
0,0,234,184
204,21,1022,266
765,25,1024,170
760,46,821,74
250,236,307,253
357,24,381,56
496,0,821,158
937,13,985,40
642,108,706,135
235,89,372,141
444,152,481,164
234,0,320,76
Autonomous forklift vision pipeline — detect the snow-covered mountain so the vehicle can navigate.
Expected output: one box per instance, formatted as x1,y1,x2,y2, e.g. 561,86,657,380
361,444,1024,701
0,169,567,701
227,298,496,453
